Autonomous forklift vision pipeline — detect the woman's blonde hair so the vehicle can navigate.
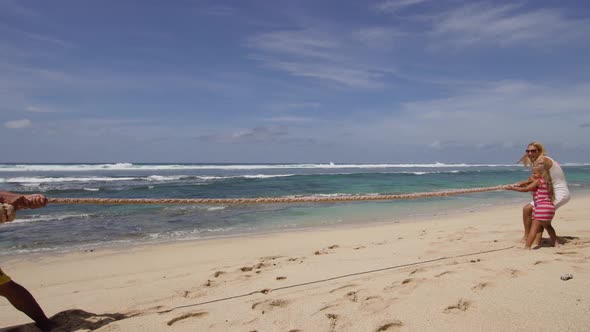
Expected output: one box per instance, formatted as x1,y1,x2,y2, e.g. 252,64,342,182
533,165,555,201
518,141,547,167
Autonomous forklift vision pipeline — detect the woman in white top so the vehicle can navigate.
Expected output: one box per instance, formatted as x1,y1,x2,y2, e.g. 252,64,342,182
514,142,570,244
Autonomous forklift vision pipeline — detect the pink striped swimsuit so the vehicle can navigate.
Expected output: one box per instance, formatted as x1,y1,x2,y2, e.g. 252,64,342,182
532,178,555,221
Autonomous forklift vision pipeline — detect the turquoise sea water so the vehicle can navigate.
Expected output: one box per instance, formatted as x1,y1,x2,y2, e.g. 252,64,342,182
1,162,590,255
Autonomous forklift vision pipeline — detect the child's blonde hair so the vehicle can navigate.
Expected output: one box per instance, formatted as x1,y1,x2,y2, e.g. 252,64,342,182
533,165,555,201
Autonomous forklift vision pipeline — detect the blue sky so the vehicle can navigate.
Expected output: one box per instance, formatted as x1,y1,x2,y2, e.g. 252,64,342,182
2,0,590,163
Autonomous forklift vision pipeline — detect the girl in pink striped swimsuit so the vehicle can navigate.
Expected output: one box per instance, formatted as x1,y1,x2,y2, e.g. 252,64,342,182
508,166,558,249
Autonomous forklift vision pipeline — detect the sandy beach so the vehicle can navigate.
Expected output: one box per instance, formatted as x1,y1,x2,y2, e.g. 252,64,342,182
1,196,589,332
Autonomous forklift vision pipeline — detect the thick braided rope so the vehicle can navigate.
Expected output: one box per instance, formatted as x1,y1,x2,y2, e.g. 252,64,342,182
48,185,507,205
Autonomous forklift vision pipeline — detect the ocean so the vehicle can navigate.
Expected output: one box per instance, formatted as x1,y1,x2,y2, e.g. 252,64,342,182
1,162,590,255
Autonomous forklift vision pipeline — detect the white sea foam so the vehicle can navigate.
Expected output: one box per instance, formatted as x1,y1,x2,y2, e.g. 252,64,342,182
311,193,354,198
11,214,93,223
0,162,524,172
163,205,227,212
242,174,295,179
197,174,295,181
5,176,137,183
146,227,237,240
146,175,187,181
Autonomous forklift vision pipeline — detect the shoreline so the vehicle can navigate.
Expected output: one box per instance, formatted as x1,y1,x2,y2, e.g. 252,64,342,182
2,197,590,331
0,194,540,260
4,191,590,261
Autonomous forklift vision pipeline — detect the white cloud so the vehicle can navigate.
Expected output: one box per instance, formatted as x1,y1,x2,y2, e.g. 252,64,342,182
199,5,236,17
199,126,291,144
352,27,401,48
431,3,590,47
20,31,72,48
246,25,396,89
0,0,38,18
5,119,32,129
261,116,317,123
364,80,590,150
258,59,385,89
25,105,57,113
373,0,429,14
265,102,322,111
247,30,339,59
402,81,590,117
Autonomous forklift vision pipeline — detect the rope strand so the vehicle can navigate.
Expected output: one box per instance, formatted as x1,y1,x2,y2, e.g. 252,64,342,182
48,184,507,205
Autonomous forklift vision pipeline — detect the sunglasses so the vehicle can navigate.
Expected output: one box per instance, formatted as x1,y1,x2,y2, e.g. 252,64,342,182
525,149,538,153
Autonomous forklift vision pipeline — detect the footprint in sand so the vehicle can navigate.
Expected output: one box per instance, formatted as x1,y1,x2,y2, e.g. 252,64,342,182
345,290,359,302
434,270,455,278
556,251,579,256
167,311,208,326
444,299,471,313
361,296,391,313
260,255,283,261
504,268,523,278
251,299,289,314
374,320,404,331
326,313,339,332
383,277,419,292
448,234,464,242
329,284,358,293
471,282,492,291
316,304,340,314
315,244,340,255
179,289,205,299
397,278,424,295
401,278,413,284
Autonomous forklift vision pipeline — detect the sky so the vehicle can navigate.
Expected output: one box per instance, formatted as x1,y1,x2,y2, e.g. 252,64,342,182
1,0,590,164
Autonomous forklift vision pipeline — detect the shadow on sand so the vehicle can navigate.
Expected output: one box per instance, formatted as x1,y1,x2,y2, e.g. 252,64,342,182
0,309,133,332
535,235,579,248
